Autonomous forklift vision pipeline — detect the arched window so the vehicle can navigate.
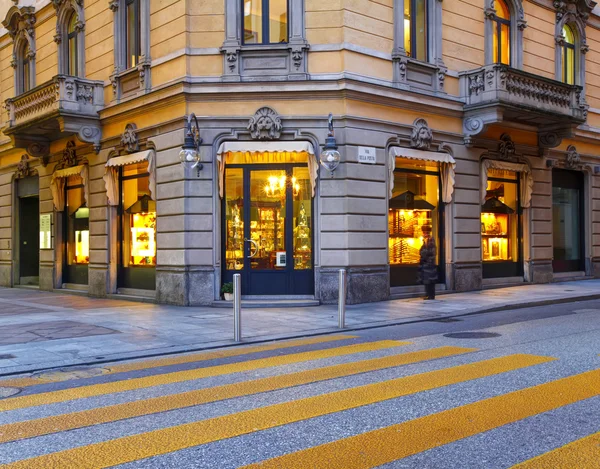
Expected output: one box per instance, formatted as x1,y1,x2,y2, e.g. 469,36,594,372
492,0,510,65
67,13,78,76
126,0,141,68
404,0,428,61
561,25,576,85
20,43,32,93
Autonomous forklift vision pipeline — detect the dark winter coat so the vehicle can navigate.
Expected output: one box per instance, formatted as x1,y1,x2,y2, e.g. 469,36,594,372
417,237,438,285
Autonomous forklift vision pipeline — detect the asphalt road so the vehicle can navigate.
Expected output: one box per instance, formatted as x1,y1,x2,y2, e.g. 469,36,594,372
0,299,599,468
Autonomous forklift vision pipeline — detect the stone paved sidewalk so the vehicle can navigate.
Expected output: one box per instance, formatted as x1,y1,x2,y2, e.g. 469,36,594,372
0,279,599,375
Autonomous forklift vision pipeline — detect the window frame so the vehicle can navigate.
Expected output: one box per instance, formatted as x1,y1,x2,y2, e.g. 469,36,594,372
492,2,511,65
67,12,79,76
241,0,290,46
405,0,429,62
555,18,586,89
54,0,85,77
125,0,142,69
483,0,526,68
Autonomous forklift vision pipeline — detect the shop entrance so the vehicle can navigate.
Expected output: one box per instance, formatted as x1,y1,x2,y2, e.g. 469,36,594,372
17,176,39,285
222,164,313,295
552,169,584,272
63,176,89,285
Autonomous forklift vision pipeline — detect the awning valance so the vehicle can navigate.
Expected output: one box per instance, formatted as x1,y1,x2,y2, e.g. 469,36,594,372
389,147,456,203
480,159,533,208
103,150,156,206
216,141,318,198
50,164,89,212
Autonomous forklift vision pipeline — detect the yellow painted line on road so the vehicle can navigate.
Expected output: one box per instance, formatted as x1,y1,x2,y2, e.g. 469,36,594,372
0,346,475,444
3,354,552,469
0,340,406,412
0,335,358,388
511,432,600,469
243,368,600,469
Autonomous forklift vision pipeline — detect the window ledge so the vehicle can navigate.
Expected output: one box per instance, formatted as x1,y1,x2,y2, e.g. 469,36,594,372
392,54,447,94
110,59,151,101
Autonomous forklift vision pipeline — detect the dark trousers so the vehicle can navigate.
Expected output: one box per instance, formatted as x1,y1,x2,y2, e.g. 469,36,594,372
425,283,435,300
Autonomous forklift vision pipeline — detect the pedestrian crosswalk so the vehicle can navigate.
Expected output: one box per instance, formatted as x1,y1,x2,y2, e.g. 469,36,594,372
0,334,598,468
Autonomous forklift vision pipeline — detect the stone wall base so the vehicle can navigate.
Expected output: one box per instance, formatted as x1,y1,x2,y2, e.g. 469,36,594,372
156,267,215,306
452,262,482,291
527,260,553,284
88,267,109,298
317,267,389,305
39,265,54,291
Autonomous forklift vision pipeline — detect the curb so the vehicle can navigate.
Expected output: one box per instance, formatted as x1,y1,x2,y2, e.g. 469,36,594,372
1,292,599,379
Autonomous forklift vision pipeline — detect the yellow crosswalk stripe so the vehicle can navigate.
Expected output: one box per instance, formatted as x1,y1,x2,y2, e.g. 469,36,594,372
2,354,552,469
0,335,358,388
0,340,406,412
242,367,600,469
0,346,475,444
511,431,600,469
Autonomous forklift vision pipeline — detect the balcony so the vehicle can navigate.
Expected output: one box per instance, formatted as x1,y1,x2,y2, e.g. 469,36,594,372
3,75,104,161
459,64,587,147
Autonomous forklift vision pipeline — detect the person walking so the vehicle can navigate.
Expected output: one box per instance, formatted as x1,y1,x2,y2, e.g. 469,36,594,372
418,228,437,300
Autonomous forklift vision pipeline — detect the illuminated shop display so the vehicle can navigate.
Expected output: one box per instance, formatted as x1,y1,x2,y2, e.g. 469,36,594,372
66,177,89,267
481,170,518,263
130,210,157,265
72,208,90,264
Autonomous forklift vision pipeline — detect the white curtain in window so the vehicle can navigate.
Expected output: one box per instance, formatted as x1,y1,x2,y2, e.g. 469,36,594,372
50,164,89,211
103,150,156,206
216,141,318,198
480,159,533,208
388,147,456,203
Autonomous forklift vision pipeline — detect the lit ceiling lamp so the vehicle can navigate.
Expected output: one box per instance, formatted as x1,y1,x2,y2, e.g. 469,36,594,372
179,113,203,177
320,113,340,177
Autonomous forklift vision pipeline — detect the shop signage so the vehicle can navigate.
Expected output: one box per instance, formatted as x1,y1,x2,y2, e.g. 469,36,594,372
40,213,52,249
358,146,376,164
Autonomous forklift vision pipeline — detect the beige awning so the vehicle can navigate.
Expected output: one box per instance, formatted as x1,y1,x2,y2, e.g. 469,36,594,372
216,141,318,198
50,164,89,212
103,150,156,206
481,159,533,208
389,147,456,203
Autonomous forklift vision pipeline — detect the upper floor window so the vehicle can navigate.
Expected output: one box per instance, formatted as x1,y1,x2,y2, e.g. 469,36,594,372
492,0,510,65
242,0,288,44
67,13,79,76
404,0,428,61
126,0,141,68
3,6,37,95
20,43,33,93
561,25,576,84
54,0,85,77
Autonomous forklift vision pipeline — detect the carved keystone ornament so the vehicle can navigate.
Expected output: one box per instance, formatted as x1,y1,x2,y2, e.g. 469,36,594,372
410,118,433,150
15,154,30,179
565,144,581,168
248,107,282,140
121,123,139,153
498,133,516,160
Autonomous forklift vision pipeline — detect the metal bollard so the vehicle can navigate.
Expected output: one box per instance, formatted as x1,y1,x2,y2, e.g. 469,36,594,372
233,274,242,342
338,269,346,328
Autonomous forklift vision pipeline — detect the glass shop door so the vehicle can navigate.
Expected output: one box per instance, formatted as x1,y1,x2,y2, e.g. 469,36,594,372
223,164,313,295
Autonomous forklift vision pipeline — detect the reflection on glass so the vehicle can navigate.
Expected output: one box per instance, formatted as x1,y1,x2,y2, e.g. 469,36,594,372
250,170,286,270
389,164,439,266
126,0,140,68
493,0,511,65
122,163,156,267
562,25,575,85
293,167,312,270
68,13,78,76
481,170,518,262
66,175,89,266
404,0,427,61
552,186,580,261
243,0,287,44
225,168,244,271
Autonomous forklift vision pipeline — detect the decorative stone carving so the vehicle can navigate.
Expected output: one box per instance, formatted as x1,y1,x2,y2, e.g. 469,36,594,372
76,83,94,103
3,6,37,78
539,131,562,149
497,133,516,160
290,46,304,72
225,50,238,73
120,123,139,153
565,144,581,168
469,73,485,96
410,118,433,150
59,140,78,168
78,126,102,153
437,67,447,91
248,107,283,140
15,154,30,179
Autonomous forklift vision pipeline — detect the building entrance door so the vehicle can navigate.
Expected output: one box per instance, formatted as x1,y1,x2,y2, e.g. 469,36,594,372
552,169,584,272
18,195,39,285
222,164,313,296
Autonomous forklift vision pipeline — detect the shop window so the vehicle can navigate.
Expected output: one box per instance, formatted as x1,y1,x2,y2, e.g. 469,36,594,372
65,175,89,266
243,0,288,44
121,162,156,267
404,0,428,61
225,168,244,271
389,159,440,268
293,166,312,270
492,0,511,65
481,169,518,263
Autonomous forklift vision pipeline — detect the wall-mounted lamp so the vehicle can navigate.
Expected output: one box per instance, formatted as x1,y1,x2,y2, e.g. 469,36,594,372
179,113,203,177
320,113,340,177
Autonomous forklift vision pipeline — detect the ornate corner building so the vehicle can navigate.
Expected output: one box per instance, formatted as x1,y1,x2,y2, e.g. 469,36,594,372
0,0,599,305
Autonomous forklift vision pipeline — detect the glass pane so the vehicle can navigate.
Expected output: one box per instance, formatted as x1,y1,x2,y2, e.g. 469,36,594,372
269,0,288,43
122,169,156,267
404,4,411,56
500,23,510,65
389,171,439,266
67,207,89,266
493,24,498,64
414,0,427,61
22,58,30,92
553,186,580,261
293,167,312,270
565,47,575,85
225,168,244,271
563,25,574,44
495,0,510,20
488,168,517,180
481,177,518,262
250,170,286,270
244,0,262,44
68,35,77,76
126,0,139,68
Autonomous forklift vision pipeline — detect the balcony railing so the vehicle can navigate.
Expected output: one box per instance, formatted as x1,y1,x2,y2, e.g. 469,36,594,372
459,64,586,123
4,75,104,129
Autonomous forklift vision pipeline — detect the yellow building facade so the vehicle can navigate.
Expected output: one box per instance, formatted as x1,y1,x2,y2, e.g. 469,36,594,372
0,0,598,304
